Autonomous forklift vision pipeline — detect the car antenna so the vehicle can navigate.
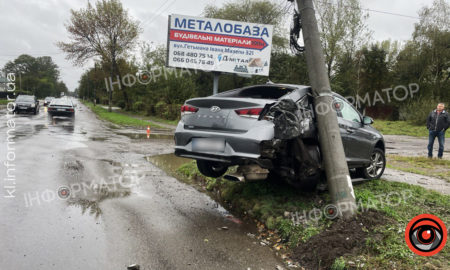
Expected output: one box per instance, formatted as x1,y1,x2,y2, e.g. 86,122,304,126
266,79,274,84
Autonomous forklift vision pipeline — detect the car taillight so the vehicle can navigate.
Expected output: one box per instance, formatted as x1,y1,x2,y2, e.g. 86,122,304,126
68,109,74,112
181,105,198,116
235,108,263,119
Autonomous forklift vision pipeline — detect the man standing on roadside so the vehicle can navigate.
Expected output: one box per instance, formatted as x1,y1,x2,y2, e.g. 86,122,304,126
427,103,449,159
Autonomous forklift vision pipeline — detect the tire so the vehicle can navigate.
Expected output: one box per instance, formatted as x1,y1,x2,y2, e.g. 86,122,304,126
196,160,228,178
357,148,386,180
33,108,38,115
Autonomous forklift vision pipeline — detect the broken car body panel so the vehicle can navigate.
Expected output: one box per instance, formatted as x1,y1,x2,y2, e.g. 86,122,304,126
174,83,385,186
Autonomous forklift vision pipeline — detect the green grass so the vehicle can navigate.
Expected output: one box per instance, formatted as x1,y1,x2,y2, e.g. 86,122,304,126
373,120,450,138
118,110,178,126
173,160,450,269
0,99,11,105
387,155,450,182
82,101,165,128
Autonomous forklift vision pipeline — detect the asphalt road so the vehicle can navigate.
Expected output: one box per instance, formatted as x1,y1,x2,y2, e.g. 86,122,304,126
0,101,283,270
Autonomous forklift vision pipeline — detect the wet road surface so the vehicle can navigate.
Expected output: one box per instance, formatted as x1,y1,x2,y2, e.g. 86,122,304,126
0,101,283,269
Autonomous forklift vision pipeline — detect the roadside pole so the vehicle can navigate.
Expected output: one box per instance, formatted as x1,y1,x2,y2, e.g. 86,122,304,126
295,0,356,218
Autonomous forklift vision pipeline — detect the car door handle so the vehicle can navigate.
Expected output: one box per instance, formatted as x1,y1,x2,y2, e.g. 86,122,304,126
346,127,355,133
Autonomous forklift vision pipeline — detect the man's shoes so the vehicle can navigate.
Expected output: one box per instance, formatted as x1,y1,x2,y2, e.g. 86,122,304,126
438,156,443,159
428,156,433,159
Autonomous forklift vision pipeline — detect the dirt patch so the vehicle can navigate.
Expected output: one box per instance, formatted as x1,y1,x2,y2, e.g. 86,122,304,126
292,209,392,269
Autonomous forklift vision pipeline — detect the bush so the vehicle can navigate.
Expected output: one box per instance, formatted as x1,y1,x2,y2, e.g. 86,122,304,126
154,101,181,120
116,100,126,109
399,97,440,125
154,100,167,114
132,101,145,112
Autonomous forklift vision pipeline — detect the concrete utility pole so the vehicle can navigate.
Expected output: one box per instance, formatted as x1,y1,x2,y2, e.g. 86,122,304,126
295,0,356,218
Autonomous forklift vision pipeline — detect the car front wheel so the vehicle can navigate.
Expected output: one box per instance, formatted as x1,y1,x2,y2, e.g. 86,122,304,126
358,148,386,180
196,160,228,178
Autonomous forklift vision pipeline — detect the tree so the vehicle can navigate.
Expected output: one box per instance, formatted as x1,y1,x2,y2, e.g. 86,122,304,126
393,0,450,101
2,54,66,98
358,45,390,108
57,0,141,111
314,0,371,77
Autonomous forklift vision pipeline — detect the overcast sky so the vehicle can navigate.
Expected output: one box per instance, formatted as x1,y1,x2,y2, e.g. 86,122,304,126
0,0,431,91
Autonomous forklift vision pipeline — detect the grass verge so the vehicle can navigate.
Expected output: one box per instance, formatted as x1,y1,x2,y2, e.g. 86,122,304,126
0,99,10,105
171,159,449,269
81,101,165,129
387,155,450,182
118,110,178,126
373,120,450,138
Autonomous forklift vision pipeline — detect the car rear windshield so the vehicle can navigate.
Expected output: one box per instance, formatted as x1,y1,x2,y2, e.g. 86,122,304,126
215,85,296,99
16,96,34,102
51,99,72,106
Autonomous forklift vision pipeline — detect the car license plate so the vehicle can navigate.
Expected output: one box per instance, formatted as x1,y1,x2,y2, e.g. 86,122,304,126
19,106,27,109
192,138,225,153
57,108,65,111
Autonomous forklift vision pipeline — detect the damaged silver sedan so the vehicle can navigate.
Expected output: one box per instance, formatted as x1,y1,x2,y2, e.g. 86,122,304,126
174,83,386,189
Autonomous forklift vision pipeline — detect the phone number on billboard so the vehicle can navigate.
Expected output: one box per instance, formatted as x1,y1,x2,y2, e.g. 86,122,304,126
172,51,215,65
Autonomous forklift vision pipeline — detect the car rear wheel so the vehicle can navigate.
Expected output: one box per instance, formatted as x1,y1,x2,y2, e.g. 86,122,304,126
358,148,386,180
196,160,228,178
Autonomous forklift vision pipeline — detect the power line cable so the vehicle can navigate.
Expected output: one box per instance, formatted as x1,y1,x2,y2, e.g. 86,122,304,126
313,0,420,20
140,0,177,28
142,0,177,28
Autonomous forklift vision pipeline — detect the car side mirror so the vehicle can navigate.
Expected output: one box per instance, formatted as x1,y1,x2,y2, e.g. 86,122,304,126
363,116,373,125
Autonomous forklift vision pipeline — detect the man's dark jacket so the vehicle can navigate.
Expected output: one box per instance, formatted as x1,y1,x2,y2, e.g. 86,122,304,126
427,109,449,132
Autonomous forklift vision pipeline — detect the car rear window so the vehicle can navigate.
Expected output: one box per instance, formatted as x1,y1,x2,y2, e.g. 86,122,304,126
51,99,72,106
16,96,34,102
215,85,296,99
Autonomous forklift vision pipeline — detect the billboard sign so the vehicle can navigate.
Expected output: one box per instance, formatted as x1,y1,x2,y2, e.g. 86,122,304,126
167,14,273,76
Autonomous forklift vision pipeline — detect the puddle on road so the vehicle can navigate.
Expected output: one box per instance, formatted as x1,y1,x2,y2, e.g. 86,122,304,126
62,158,142,218
34,124,47,132
146,153,191,174
146,153,256,231
90,137,109,141
68,199,103,218
118,132,174,140
66,182,132,219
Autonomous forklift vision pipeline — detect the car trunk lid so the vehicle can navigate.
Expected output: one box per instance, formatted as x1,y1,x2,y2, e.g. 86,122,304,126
183,97,274,133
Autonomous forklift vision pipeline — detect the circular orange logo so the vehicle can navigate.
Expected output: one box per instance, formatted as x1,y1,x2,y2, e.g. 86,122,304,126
405,214,447,256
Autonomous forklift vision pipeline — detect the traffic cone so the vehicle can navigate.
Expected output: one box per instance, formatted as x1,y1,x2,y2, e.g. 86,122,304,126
146,125,151,139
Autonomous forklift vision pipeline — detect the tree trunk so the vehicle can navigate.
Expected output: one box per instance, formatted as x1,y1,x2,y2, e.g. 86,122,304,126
113,59,130,110
108,62,113,112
